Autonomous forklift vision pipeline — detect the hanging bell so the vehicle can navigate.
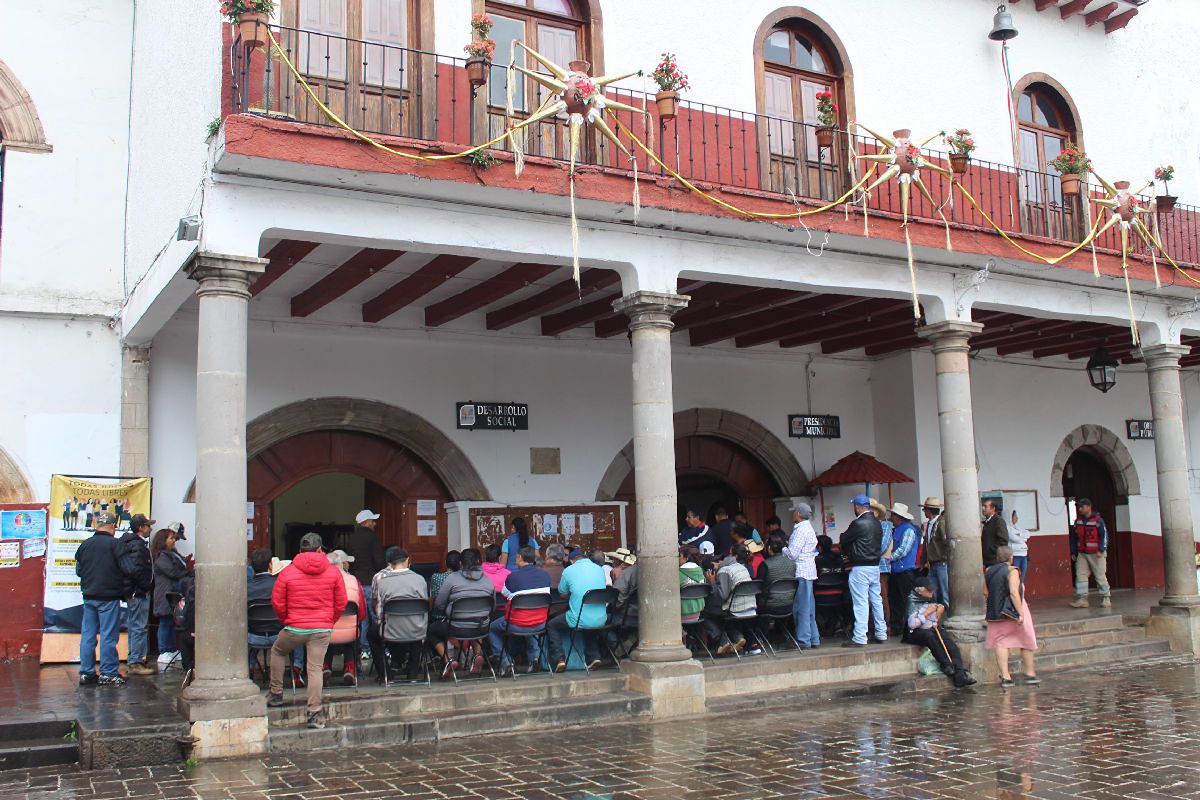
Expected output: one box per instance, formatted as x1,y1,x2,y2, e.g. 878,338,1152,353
988,4,1019,41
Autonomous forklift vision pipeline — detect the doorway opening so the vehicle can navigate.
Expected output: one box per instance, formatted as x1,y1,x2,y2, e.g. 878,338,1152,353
1062,449,1122,589
677,473,742,529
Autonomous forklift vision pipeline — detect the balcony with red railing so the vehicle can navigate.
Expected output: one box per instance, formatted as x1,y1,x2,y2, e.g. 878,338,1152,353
223,24,1200,273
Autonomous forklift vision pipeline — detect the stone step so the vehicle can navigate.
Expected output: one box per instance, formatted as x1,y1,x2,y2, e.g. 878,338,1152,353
1036,626,1147,654
704,643,918,698
268,689,650,753
1014,637,1172,673
1032,613,1128,638
268,671,628,727
0,738,79,771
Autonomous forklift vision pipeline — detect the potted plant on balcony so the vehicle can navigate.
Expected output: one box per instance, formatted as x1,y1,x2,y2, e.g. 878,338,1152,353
463,14,496,89
650,53,689,121
814,90,837,149
944,128,975,175
220,0,275,49
1155,164,1177,213
1050,144,1090,197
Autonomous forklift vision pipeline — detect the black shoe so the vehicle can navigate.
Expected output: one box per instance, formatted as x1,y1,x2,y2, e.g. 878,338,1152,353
97,674,126,687
841,640,866,648
870,637,888,645
953,671,977,688
266,692,285,707
306,712,326,729
1022,674,1041,686
79,673,99,686
999,677,1015,688
554,660,567,673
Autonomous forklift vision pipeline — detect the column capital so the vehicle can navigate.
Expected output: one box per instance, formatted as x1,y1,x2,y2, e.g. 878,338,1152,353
187,252,268,299
1142,343,1191,369
917,320,984,353
612,291,690,331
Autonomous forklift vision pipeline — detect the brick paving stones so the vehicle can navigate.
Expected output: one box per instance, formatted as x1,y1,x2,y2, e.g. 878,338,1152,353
4,660,1200,799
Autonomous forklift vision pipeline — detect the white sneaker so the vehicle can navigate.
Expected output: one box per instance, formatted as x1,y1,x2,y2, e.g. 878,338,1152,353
157,651,179,665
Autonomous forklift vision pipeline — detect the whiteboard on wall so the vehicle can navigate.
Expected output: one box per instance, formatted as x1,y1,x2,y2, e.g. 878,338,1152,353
982,489,1040,532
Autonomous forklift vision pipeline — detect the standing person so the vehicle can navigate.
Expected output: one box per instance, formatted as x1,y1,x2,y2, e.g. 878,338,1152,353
985,545,1039,687
150,528,188,667
1008,510,1031,584
733,512,762,545
783,503,819,649
678,510,713,552
119,513,156,676
344,510,386,652
1069,498,1111,609
710,507,737,558
886,503,919,637
75,512,130,686
920,498,950,608
840,495,887,647
870,500,894,634
267,532,347,729
500,517,539,571
981,498,1008,567
370,547,429,683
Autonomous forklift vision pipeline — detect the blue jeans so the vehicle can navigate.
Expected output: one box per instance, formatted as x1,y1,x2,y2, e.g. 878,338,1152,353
848,566,887,644
359,584,373,650
126,595,150,663
929,561,950,609
792,578,820,647
1013,555,1028,583
488,617,543,666
157,615,177,654
248,632,278,668
80,599,122,677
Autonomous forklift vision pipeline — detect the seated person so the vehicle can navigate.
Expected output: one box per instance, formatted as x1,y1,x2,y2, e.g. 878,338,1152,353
324,550,366,685
428,550,460,619
678,546,706,625
702,544,758,656
431,547,495,678
369,546,429,682
904,576,976,688
606,548,639,656
756,533,795,642
547,550,609,672
176,571,196,685
543,543,566,597
489,547,551,676
481,544,511,618
246,548,281,676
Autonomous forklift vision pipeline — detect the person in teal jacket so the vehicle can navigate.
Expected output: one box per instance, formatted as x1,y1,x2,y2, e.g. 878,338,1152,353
546,550,608,671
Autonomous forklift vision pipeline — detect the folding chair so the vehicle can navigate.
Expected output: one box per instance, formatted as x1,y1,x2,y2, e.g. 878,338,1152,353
247,601,283,684
815,570,850,637
680,582,714,663
721,580,765,660
380,597,430,688
446,595,497,684
497,593,551,680
759,578,800,655
327,600,360,689
611,591,638,659
564,587,620,674
167,591,193,689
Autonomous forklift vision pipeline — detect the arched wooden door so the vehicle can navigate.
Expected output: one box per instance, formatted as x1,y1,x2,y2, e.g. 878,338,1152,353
247,429,452,568
616,435,782,548
1063,449,1121,588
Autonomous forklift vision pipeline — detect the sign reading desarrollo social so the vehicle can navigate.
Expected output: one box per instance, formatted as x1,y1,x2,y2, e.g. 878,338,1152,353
457,402,529,431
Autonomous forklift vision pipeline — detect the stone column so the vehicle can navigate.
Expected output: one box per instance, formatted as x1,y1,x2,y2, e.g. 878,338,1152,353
612,290,704,717
1143,344,1200,653
179,253,268,759
119,346,151,477
917,321,987,644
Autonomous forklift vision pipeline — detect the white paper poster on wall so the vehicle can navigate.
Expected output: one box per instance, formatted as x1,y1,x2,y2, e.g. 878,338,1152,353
417,519,438,537
417,499,438,516
542,515,558,536
561,513,577,536
579,513,594,535
23,538,47,559
0,541,20,568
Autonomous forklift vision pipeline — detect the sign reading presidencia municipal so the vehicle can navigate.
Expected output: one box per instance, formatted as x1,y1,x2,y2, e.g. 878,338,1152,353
457,402,530,431
789,414,842,439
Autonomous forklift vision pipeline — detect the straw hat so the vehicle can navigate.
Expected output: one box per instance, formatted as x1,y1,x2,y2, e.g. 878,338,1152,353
922,497,944,510
890,502,915,522
605,547,637,566
268,557,291,576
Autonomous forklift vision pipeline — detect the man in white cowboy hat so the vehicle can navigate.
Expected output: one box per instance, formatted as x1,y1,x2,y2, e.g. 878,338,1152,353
606,548,639,653
920,498,950,608
886,502,920,637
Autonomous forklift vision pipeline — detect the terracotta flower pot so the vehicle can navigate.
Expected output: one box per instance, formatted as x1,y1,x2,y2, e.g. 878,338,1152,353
465,57,490,89
949,153,970,175
655,90,679,120
1156,195,1178,214
815,125,836,149
1059,172,1082,197
238,11,269,49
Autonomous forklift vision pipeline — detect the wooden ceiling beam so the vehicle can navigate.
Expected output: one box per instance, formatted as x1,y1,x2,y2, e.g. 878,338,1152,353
1084,2,1118,26
1031,335,1131,360
734,297,875,348
361,254,478,323
995,324,1109,355
972,319,1085,349
864,335,926,357
1104,8,1137,33
594,284,767,338
425,262,560,327
290,248,405,318
1059,0,1089,19
251,239,320,297
820,317,923,354
687,296,817,347
486,269,619,331
1034,0,1058,11
540,292,624,336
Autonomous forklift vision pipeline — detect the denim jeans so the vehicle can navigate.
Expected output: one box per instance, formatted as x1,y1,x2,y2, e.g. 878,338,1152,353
80,599,122,677
248,632,278,668
848,565,887,644
157,615,177,654
488,617,543,666
125,595,150,663
929,561,950,609
792,578,820,647
359,584,374,650
1013,555,1028,584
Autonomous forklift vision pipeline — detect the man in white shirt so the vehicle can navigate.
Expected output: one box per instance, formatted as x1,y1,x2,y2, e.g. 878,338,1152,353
1007,510,1031,583
783,503,820,649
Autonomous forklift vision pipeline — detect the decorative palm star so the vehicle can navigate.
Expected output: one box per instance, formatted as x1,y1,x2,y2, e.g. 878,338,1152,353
1091,174,1157,258
855,125,952,220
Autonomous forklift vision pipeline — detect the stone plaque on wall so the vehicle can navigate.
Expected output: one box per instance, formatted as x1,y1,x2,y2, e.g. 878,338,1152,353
530,447,561,475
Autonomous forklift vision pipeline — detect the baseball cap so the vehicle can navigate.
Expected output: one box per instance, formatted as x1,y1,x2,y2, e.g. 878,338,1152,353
130,513,156,530
93,511,118,527
851,494,871,506
698,541,715,555
166,522,187,540
355,509,380,524
327,549,356,565
791,502,813,518
299,532,325,552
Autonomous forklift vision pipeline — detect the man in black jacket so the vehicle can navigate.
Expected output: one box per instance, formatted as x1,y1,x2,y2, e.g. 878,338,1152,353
345,510,386,650
119,513,156,675
75,512,130,686
981,498,1008,567
840,495,887,647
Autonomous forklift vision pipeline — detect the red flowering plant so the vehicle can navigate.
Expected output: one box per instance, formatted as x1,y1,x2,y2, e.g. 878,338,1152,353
1155,164,1175,194
220,0,275,23
464,13,496,60
1050,144,1091,175
815,90,837,127
904,143,922,163
651,53,690,93
944,128,976,156
572,77,597,105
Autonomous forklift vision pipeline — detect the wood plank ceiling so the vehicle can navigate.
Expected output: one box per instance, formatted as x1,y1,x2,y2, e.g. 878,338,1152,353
250,238,1199,365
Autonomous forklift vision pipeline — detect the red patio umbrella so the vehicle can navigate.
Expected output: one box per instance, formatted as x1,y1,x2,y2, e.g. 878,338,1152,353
809,451,914,533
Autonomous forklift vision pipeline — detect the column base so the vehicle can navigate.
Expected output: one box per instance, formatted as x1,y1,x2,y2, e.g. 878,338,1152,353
943,613,986,644
1147,603,1200,654
956,642,1000,682
630,643,694,664
179,677,267,759
621,659,706,719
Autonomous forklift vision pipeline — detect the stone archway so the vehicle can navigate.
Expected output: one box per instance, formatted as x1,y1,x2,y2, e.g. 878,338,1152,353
0,445,35,503
0,58,52,153
184,396,491,502
1049,424,1140,502
595,407,808,501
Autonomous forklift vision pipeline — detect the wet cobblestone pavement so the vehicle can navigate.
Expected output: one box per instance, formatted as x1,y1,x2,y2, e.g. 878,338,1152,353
4,659,1200,800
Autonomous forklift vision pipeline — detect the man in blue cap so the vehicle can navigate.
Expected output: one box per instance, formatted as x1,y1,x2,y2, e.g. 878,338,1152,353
840,495,887,646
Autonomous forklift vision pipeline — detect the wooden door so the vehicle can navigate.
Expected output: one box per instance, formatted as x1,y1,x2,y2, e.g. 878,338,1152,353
1065,450,1121,588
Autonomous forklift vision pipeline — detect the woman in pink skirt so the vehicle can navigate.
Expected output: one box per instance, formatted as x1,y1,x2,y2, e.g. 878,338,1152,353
984,545,1039,687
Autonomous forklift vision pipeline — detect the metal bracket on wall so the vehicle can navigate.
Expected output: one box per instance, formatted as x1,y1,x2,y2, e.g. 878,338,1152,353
953,258,994,317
